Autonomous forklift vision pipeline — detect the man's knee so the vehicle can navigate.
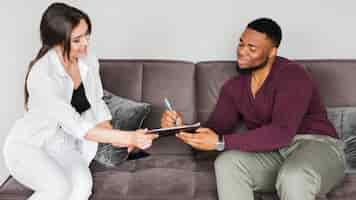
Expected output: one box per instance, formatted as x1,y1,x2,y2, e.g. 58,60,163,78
215,151,236,171
276,165,320,195
214,150,251,173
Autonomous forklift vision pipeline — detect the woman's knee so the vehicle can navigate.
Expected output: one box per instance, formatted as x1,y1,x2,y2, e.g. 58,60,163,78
49,177,72,199
70,167,93,198
78,175,93,197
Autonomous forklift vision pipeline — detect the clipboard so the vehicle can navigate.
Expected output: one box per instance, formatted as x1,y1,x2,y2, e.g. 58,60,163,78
148,122,201,137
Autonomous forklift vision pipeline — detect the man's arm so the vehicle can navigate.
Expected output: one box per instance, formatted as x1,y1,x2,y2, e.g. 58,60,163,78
223,68,314,152
176,81,242,151
204,82,242,134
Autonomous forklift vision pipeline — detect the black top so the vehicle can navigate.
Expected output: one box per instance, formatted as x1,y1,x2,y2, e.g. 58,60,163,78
71,83,91,114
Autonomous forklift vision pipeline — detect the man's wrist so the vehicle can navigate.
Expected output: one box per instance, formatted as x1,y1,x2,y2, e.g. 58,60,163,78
216,134,225,151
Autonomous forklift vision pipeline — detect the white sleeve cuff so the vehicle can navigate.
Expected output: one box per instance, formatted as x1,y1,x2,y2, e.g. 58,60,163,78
95,100,112,123
74,119,96,140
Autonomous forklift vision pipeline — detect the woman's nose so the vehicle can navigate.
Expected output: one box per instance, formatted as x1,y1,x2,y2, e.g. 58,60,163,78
82,35,90,46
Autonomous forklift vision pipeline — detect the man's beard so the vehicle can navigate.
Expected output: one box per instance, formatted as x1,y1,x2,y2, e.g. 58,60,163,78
236,57,269,75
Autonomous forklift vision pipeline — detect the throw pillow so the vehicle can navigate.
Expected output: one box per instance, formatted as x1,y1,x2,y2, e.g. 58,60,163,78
344,135,356,173
94,90,151,167
326,107,356,173
340,107,356,173
326,107,343,138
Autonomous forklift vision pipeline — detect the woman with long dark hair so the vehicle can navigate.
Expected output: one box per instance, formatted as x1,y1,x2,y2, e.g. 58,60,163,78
3,3,157,200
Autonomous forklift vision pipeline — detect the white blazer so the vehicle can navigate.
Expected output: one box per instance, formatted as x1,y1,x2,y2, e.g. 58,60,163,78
5,48,112,163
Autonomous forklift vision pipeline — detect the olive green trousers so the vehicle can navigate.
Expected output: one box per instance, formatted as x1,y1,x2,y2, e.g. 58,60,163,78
214,134,346,200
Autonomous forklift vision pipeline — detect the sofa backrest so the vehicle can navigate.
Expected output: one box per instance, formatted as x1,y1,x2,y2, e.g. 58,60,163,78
99,59,356,155
195,61,238,123
99,60,197,129
195,60,356,123
297,60,356,107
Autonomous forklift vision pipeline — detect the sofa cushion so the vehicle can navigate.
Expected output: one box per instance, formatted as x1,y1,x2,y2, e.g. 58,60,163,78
94,90,151,167
0,177,32,196
91,154,198,199
195,60,356,122
92,168,196,199
92,154,196,173
141,61,196,155
99,60,196,155
140,61,196,128
195,61,238,123
134,154,195,171
100,60,143,102
2,173,355,200
297,60,356,107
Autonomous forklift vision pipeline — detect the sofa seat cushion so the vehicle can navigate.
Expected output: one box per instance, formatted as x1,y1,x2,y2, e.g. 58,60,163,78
92,154,196,173
1,174,355,200
0,169,199,200
92,168,196,199
0,177,32,197
145,136,193,155
134,154,195,171
91,153,210,199
193,151,219,172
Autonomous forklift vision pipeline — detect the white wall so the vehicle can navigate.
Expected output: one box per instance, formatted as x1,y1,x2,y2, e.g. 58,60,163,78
1,0,355,185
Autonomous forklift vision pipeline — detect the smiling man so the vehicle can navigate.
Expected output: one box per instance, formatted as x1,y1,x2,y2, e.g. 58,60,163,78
161,18,346,200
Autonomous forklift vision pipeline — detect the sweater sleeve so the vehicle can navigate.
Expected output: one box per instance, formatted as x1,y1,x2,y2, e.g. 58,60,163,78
205,81,242,134
224,67,314,152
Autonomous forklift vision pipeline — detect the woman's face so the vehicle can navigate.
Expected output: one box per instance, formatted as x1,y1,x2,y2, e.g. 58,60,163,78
69,19,90,60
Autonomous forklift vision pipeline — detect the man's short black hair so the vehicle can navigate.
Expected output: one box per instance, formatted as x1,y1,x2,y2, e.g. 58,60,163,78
247,18,282,48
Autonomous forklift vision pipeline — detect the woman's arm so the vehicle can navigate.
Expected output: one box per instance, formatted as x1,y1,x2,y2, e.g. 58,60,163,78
90,53,113,123
84,126,157,150
27,69,157,150
93,120,135,151
96,120,112,129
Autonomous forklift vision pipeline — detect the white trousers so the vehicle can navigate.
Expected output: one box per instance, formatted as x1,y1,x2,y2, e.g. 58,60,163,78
3,140,93,200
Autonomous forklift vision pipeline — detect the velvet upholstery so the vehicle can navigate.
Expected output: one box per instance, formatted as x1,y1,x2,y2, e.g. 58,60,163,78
1,59,356,200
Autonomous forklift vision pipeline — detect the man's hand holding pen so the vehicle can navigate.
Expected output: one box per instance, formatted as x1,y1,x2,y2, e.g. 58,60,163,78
161,98,183,127
161,98,220,151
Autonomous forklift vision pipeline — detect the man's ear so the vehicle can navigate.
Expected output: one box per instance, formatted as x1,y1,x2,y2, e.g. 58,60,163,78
269,47,277,58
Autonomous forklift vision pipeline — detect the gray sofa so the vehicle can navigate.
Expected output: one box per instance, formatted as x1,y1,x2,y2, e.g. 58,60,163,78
1,59,356,200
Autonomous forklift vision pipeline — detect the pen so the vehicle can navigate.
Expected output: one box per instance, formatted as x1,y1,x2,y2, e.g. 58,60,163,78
164,97,174,111
164,97,178,126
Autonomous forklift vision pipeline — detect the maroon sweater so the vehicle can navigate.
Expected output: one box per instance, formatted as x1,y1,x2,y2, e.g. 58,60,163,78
206,57,337,152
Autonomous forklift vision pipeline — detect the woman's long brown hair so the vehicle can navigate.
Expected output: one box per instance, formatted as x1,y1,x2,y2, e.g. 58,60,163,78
24,3,91,109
